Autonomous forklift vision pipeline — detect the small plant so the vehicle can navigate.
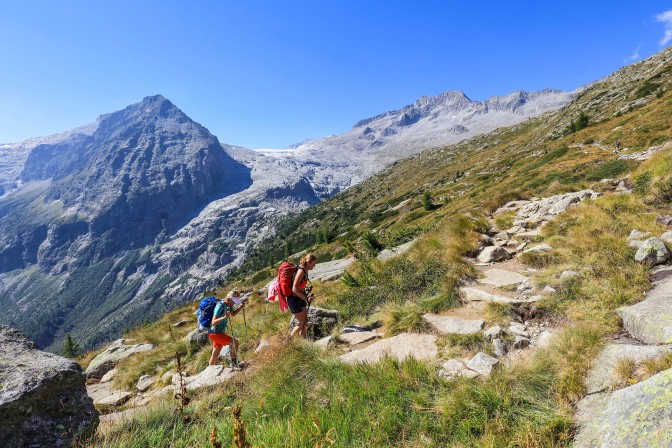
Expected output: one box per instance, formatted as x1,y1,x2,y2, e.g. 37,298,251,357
232,405,251,448
633,172,652,195
62,334,80,358
380,303,427,336
422,190,436,211
614,358,638,387
363,231,383,256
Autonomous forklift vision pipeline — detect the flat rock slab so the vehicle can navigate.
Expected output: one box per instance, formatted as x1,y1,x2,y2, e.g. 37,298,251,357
466,352,499,376
423,314,485,335
309,257,356,282
181,365,238,392
377,240,416,261
460,286,534,304
585,343,672,394
477,269,530,288
574,368,672,447
85,343,154,380
94,391,132,408
617,275,672,344
339,331,380,346
339,333,438,364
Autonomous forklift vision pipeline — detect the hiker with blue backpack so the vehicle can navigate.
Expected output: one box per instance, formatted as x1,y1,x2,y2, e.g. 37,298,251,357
199,289,245,367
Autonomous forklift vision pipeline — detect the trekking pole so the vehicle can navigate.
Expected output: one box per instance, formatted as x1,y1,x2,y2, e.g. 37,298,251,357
228,312,240,367
242,303,248,340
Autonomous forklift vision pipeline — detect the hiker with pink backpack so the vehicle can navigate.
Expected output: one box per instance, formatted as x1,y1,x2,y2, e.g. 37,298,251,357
269,254,318,339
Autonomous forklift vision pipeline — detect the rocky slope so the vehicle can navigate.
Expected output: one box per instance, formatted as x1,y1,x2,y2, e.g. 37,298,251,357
0,86,573,352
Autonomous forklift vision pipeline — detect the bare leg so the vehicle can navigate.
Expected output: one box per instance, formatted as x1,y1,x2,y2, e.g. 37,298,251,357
209,345,222,365
290,309,307,339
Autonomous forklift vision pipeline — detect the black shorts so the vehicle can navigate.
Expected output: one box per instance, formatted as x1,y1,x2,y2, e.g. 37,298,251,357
288,296,307,314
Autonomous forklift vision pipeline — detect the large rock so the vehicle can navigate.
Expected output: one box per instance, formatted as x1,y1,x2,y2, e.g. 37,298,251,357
85,342,155,380
0,325,98,447
339,333,437,364
422,314,485,335
181,365,238,392
466,352,499,376
634,237,671,265
308,257,356,281
476,245,510,263
290,306,339,339
512,190,599,227
575,368,672,447
184,327,210,348
617,275,672,344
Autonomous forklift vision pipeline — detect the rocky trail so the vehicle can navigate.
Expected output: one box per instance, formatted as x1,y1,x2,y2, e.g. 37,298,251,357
77,188,672,445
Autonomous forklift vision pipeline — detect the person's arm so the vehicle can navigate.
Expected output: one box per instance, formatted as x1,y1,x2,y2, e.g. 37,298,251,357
292,267,306,300
231,303,245,316
211,303,228,325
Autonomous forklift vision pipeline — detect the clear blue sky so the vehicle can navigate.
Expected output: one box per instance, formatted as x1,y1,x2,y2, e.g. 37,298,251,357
1,1,672,149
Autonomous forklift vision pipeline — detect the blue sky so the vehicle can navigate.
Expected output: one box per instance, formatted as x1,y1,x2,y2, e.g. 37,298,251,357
1,1,672,149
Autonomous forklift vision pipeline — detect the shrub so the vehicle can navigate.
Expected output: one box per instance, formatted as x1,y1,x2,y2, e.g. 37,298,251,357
585,159,635,181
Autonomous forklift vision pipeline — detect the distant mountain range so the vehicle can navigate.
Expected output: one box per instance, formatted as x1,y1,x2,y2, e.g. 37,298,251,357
0,87,573,352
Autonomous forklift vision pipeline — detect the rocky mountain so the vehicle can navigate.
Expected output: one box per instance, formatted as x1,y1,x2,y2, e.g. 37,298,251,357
0,87,572,353
288,88,574,187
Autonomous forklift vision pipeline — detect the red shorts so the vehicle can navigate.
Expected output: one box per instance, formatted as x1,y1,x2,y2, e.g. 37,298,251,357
208,333,234,349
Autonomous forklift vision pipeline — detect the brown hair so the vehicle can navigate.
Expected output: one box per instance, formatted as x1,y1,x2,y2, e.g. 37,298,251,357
299,253,317,268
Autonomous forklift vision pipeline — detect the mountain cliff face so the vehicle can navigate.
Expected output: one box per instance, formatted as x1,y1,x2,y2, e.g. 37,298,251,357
0,88,572,352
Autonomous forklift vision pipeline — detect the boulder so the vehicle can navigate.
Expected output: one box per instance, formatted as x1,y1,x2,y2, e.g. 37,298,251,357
184,327,210,348
513,336,530,349
513,190,599,227
617,275,672,344
483,325,502,341
659,231,672,245
0,325,98,447
338,331,380,346
627,230,650,242
559,270,579,282
634,237,671,265
574,368,672,447
85,342,154,380
339,333,438,364
477,245,510,263
314,336,332,349
523,244,553,254
100,367,119,383
466,352,499,376
181,365,238,392
439,359,467,379
422,314,485,335
657,215,672,226
492,339,508,357
94,391,132,408
290,306,339,339
136,375,155,393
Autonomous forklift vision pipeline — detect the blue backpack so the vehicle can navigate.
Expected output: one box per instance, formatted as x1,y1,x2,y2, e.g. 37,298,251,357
197,296,221,329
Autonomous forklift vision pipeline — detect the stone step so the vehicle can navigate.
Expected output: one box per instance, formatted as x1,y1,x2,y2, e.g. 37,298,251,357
339,333,437,364
422,313,485,335
477,268,530,288
460,285,540,304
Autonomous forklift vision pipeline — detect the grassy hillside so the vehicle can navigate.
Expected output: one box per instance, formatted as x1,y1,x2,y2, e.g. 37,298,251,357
85,48,672,447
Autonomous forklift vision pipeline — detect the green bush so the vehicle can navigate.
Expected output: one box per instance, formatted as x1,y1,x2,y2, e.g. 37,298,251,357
585,159,635,181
